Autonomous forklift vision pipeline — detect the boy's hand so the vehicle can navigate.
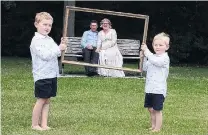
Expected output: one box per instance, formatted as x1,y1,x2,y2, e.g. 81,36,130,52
60,37,68,51
140,51,144,58
141,43,147,51
60,37,68,45
59,44,67,51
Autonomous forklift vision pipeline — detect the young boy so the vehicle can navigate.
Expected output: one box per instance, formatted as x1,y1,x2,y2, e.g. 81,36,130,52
30,12,67,131
140,32,170,132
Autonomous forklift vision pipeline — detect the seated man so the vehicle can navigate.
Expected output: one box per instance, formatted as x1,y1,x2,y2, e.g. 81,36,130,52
81,20,99,76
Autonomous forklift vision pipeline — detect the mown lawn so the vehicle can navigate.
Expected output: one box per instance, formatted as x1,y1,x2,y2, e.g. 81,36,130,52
1,57,208,135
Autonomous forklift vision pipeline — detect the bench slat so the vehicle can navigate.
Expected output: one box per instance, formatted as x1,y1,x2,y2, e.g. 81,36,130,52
67,46,140,50
66,49,139,54
66,37,139,42
68,42,140,46
68,41,139,43
64,54,140,59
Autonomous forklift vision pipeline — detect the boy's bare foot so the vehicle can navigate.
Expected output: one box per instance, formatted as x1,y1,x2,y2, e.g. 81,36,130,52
31,125,44,131
42,126,51,130
151,129,160,132
148,127,155,130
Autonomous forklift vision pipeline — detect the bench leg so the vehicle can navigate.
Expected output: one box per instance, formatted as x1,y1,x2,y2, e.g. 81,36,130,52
61,64,64,76
140,72,143,77
58,59,64,75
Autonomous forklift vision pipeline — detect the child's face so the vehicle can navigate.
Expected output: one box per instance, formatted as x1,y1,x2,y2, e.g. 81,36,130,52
152,39,169,55
35,19,53,36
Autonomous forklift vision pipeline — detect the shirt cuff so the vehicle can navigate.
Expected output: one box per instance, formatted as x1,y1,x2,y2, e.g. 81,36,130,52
56,47,61,57
144,49,152,57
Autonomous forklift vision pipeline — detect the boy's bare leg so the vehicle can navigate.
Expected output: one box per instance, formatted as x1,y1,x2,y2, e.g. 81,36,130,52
39,113,42,126
41,98,51,130
148,108,156,130
152,110,162,132
32,98,47,130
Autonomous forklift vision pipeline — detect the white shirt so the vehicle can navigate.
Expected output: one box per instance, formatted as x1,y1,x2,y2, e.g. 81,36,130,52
143,49,170,97
30,32,61,82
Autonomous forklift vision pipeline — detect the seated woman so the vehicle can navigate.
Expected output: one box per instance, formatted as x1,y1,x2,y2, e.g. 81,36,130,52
96,18,125,77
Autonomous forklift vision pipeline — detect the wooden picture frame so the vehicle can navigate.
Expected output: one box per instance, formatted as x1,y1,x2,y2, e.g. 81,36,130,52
61,6,149,73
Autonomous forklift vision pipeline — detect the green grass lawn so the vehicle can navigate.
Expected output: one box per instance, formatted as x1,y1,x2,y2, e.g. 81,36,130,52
1,57,208,135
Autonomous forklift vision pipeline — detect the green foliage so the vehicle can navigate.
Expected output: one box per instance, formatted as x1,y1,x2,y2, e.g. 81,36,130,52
1,1,64,56
1,57,208,135
2,1,16,9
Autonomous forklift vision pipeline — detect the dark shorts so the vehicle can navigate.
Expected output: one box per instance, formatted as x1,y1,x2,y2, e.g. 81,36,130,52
144,93,165,111
35,77,57,98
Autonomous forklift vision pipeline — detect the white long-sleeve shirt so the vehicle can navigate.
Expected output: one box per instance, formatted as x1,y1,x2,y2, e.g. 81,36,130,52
30,32,61,82
143,49,170,97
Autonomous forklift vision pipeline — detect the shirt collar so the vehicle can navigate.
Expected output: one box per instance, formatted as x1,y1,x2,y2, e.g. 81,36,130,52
155,52,168,57
35,32,49,39
89,30,98,33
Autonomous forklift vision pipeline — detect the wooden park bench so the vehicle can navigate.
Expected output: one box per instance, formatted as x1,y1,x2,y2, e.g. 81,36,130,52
59,37,141,75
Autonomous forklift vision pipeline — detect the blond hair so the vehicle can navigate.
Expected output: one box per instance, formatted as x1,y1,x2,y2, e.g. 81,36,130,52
153,32,170,46
100,18,112,28
35,12,53,23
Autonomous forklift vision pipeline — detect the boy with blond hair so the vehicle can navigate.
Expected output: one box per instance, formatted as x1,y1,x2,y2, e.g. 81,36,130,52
140,32,170,132
30,12,67,130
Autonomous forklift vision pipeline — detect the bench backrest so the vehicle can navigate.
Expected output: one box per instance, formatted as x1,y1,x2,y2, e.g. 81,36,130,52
65,37,140,59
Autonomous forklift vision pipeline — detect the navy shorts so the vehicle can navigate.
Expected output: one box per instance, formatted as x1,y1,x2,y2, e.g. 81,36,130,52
35,77,57,98
144,93,165,111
